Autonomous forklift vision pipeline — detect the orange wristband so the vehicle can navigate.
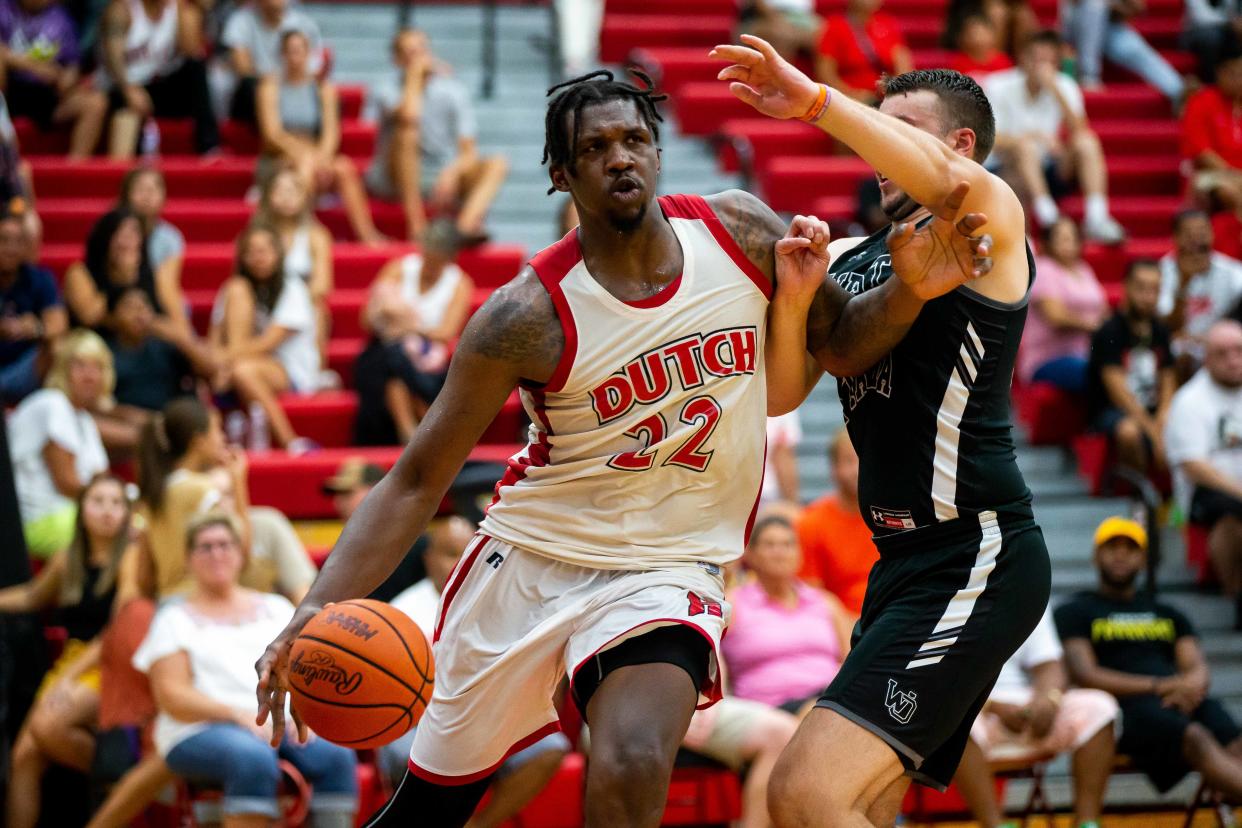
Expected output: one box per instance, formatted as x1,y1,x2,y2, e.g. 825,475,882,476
798,84,830,123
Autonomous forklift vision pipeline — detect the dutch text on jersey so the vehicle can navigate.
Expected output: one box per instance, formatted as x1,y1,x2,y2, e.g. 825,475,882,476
479,195,772,571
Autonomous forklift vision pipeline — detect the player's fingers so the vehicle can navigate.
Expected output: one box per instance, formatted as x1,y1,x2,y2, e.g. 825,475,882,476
788,214,813,237
269,687,288,747
955,211,989,236
728,82,765,110
970,232,993,259
941,180,971,214
972,254,993,278
290,704,309,745
709,44,762,65
886,221,915,249
739,34,782,63
716,64,750,83
775,237,813,254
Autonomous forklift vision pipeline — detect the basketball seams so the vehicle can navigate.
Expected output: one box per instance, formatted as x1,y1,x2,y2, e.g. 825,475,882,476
343,601,434,687
294,634,422,697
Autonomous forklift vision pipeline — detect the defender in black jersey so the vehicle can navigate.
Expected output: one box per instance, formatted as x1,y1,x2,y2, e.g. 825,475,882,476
714,37,1050,825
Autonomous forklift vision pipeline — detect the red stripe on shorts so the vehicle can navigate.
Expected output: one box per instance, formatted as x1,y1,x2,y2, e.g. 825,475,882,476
432,533,490,643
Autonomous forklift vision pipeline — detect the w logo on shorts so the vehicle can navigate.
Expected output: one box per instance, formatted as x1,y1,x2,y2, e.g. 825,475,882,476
687,591,722,618
885,679,918,725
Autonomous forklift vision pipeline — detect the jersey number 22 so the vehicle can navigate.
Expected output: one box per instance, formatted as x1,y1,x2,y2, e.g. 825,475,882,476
607,395,722,473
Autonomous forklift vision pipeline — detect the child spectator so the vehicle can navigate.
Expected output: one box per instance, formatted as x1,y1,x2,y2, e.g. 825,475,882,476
211,221,318,452
0,210,65,404
118,167,187,323
1061,0,1184,102
8,329,111,558
1182,46,1242,212
944,0,1039,58
950,14,1014,79
1086,259,1176,477
1158,209,1242,370
219,0,321,124
814,0,913,103
0,0,108,158
257,30,382,245
104,284,213,411
1020,217,1107,391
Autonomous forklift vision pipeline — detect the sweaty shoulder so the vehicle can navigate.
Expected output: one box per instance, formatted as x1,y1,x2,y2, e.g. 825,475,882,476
705,189,785,286
456,266,564,386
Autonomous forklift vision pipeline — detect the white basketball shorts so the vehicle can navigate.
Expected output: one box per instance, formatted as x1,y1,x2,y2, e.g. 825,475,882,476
408,534,730,783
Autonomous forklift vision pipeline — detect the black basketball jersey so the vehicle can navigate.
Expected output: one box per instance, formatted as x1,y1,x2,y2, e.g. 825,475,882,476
829,223,1036,553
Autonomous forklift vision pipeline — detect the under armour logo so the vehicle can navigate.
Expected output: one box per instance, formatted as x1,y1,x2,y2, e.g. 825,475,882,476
687,591,722,618
885,679,917,725
485,551,505,569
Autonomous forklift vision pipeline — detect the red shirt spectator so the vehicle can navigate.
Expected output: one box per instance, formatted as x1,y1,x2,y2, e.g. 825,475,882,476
1213,210,1242,260
950,13,1014,80
815,0,912,101
1182,86,1242,169
951,51,1014,78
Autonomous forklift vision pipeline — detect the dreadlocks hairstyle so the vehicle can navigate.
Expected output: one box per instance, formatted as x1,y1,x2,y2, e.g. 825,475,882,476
542,69,667,195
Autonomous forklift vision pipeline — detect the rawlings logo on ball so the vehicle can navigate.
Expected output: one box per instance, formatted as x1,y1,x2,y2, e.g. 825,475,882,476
324,610,381,641
290,649,363,695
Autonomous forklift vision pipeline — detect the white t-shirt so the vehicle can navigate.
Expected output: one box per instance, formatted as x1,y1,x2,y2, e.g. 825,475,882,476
990,607,1062,702
1165,370,1242,511
760,411,802,502
389,578,439,642
984,68,1085,141
266,276,319,393
1158,252,1242,345
132,592,295,756
8,389,109,525
220,5,323,77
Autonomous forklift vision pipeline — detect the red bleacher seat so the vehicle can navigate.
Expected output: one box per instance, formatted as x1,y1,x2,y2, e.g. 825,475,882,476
661,765,743,826
599,15,733,63
1073,432,1111,496
1062,196,1185,239
717,119,834,173
1185,523,1213,584
1016,381,1086,446
1084,85,1169,120
247,444,517,519
499,753,585,828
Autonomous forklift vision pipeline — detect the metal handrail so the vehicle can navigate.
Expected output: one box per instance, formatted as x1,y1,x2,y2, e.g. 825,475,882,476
1110,466,1163,596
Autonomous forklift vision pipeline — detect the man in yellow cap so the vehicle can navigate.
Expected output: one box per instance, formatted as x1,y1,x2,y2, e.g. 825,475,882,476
1054,516,1242,799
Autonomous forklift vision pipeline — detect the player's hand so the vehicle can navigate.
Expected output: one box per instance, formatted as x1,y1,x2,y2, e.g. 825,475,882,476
887,181,992,302
774,214,831,305
709,35,820,120
255,605,321,747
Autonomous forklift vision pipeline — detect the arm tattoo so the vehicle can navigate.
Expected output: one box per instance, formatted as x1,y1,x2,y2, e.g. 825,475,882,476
707,189,785,286
458,270,564,381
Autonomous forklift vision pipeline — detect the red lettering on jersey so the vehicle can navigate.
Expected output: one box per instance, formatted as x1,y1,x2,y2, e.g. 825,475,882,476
702,332,735,376
626,351,672,405
591,376,635,424
731,329,757,373
664,337,705,389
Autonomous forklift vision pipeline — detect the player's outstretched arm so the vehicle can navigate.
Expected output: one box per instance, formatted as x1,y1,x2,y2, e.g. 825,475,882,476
254,270,562,745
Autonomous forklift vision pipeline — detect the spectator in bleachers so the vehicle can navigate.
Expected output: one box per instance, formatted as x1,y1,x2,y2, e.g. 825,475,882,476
254,163,332,361
794,430,875,617
950,13,1015,79
9,328,111,558
681,699,798,828
382,516,572,822
0,472,143,828
354,219,471,445
1019,216,1108,391
0,90,41,252
257,30,382,245
1182,47,1242,213
132,512,359,825
104,284,213,411
944,0,1039,58
219,0,321,125
365,28,506,244
211,221,318,452
1158,209,1242,371
1165,319,1242,630
65,207,190,340
136,396,242,595
721,515,853,713
99,0,219,158
1183,0,1242,82
206,463,315,603
0,0,108,158
761,411,801,509
0,210,65,404
813,0,913,104
119,167,185,313
1056,516,1242,800
1060,0,1184,102
1086,259,1176,476
738,0,822,62
554,0,602,77
952,608,1118,828
984,30,1125,242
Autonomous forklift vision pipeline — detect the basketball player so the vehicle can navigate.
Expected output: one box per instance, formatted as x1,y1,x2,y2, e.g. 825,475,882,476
254,71,990,828
712,38,1052,825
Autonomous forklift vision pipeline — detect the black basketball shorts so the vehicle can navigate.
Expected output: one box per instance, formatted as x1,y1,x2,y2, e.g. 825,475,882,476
816,509,1051,790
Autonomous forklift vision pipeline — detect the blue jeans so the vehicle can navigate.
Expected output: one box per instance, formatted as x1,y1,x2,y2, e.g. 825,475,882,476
1061,0,1184,101
0,346,39,405
165,723,357,822
1031,354,1089,394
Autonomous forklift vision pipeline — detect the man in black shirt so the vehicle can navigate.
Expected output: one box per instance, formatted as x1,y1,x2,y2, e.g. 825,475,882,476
1086,259,1177,477
1055,517,1242,796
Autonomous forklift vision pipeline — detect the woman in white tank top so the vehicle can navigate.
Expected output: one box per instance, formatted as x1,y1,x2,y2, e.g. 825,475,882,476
353,220,474,444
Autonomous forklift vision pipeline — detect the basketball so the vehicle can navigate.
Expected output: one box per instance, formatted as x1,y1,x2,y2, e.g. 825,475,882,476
287,599,435,749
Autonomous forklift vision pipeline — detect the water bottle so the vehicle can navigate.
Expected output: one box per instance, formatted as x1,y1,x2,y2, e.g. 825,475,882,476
247,401,270,452
140,118,160,158
224,410,247,447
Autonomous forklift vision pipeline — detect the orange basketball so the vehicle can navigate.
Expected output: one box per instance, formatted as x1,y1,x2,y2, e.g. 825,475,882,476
287,599,435,749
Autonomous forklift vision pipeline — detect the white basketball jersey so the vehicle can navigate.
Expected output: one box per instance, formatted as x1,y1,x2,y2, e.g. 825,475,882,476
479,194,771,570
